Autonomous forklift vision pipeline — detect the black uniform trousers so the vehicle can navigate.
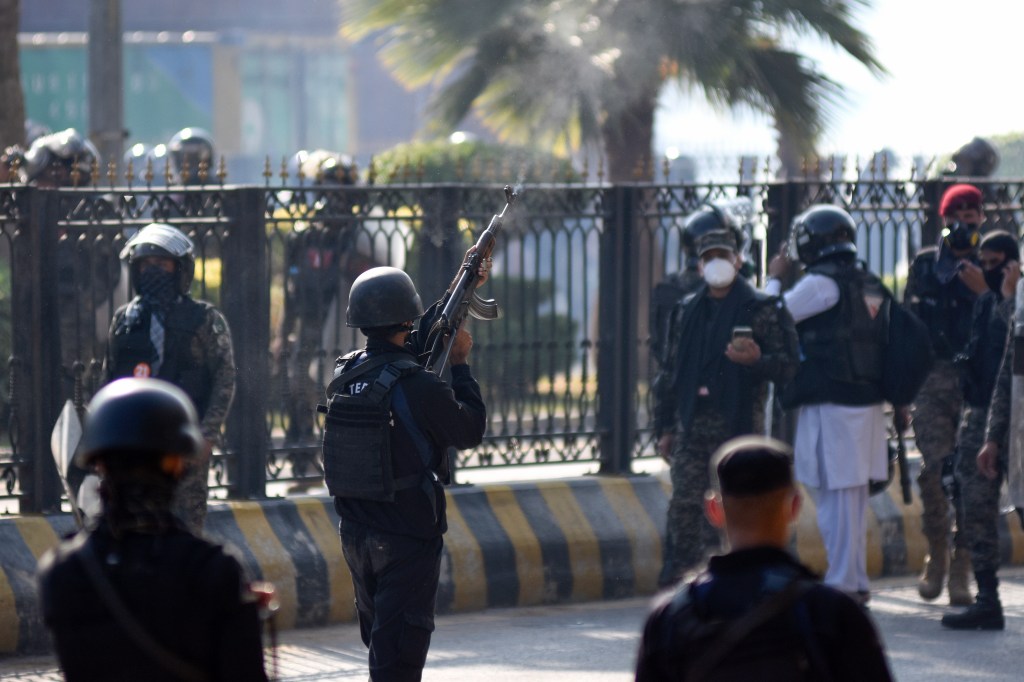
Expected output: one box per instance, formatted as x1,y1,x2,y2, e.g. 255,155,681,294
341,520,443,682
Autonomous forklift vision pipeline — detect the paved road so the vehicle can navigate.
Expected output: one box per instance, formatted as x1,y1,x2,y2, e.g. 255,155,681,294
4,566,1024,681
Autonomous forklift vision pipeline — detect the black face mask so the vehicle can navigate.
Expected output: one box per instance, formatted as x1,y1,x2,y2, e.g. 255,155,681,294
136,266,178,309
984,266,1006,293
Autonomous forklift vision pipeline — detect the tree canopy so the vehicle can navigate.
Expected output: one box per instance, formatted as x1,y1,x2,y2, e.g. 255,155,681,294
342,0,885,181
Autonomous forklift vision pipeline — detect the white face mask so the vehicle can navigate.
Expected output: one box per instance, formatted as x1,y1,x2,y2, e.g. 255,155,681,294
702,257,737,288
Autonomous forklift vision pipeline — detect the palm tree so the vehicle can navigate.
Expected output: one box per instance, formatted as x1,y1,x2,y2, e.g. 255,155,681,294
0,0,25,149
341,0,884,182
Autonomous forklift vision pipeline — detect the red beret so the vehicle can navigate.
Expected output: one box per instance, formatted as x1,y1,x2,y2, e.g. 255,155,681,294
939,184,983,217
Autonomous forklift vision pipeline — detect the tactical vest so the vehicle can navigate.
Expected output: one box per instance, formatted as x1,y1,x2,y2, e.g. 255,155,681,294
908,249,976,359
110,297,211,416
783,261,886,408
320,351,429,502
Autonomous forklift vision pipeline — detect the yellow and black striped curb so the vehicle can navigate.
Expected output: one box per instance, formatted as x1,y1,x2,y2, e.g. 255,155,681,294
3,474,1024,655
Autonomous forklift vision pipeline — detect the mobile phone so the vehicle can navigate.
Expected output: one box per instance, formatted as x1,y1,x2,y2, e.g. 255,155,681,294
732,326,753,343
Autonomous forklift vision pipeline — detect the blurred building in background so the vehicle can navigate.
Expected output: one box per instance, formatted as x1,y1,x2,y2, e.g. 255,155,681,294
18,0,426,182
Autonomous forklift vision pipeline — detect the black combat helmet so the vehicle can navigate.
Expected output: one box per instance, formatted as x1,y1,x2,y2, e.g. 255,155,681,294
168,127,215,184
947,137,1000,178
682,205,742,257
22,128,100,185
347,266,424,328
120,222,197,295
789,204,858,265
76,377,203,467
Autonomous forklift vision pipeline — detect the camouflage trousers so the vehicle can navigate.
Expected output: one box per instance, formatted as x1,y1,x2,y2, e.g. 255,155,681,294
660,406,728,587
955,404,1004,573
913,360,964,551
172,455,210,535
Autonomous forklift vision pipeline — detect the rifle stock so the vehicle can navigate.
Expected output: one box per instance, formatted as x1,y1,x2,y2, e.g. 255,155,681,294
425,185,519,374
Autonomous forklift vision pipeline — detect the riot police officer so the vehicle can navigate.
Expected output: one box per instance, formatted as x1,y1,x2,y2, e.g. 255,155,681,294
325,264,487,681
101,223,236,533
652,220,798,588
273,150,363,489
37,378,268,681
767,204,890,604
903,183,988,604
650,205,731,368
23,129,122,395
168,127,215,185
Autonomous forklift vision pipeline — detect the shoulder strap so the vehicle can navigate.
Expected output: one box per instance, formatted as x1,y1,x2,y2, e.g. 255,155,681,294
684,577,815,682
325,352,410,397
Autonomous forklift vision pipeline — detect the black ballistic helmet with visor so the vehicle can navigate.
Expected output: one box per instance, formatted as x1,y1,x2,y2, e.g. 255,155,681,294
120,222,197,295
710,435,794,497
347,266,424,328
789,204,858,265
76,378,203,467
683,204,740,256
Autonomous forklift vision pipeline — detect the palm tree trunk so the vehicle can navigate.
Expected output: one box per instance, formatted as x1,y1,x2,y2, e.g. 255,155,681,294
0,0,25,148
601,91,657,183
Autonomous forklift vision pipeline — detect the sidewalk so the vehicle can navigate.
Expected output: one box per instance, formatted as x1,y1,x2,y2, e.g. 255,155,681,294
5,567,1024,681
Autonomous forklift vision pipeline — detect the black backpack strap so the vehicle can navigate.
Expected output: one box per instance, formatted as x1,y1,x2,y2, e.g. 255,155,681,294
684,576,815,682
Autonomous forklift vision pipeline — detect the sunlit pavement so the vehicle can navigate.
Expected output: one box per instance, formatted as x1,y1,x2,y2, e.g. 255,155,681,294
4,566,1024,681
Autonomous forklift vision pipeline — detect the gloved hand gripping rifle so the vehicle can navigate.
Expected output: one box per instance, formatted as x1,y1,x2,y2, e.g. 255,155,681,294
424,185,519,375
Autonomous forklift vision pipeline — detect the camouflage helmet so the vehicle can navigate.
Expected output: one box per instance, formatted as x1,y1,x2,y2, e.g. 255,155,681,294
347,267,424,328
76,378,203,467
789,204,858,265
120,223,197,295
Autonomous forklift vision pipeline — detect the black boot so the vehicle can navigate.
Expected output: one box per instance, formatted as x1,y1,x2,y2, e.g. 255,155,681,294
941,591,1004,630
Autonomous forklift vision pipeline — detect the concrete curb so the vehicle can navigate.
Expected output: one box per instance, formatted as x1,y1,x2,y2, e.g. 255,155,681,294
3,472,1024,655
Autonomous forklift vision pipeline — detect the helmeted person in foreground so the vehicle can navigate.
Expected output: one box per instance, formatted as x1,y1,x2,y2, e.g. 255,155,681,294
325,263,487,681
634,436,893,681
767,205,890,605
37,378,268,681
101,223,236,533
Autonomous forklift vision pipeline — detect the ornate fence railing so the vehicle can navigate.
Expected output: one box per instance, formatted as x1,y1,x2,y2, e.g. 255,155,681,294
1,176,1021,512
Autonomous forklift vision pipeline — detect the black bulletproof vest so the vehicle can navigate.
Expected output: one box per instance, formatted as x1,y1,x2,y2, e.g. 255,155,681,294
784,261,886,407
909,251,976,359
111,297,210,416
321,351,426,502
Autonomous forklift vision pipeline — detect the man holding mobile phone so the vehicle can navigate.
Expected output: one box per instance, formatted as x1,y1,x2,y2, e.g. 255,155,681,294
652,219,799,587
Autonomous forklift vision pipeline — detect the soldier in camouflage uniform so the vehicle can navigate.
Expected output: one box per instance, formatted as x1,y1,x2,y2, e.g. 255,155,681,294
101,223,236,533
902,184,988,604
942,233,1020,630
652,223,799,587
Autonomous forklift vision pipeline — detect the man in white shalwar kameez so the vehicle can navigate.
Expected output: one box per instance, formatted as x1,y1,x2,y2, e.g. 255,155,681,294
766,205,889,603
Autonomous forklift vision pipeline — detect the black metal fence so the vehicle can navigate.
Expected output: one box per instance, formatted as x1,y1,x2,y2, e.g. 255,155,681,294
2,175,1023,513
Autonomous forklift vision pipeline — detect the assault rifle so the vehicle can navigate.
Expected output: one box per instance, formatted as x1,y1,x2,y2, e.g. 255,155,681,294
424,185,518,375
